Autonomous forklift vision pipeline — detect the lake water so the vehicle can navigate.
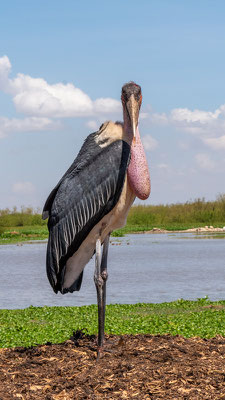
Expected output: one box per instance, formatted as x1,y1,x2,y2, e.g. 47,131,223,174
0,232,224,309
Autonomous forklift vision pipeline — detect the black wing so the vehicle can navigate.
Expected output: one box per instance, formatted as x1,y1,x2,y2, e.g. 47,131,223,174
43,131,130,294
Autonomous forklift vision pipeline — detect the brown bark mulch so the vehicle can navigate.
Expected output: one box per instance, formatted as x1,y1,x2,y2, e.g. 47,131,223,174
0,333,225,399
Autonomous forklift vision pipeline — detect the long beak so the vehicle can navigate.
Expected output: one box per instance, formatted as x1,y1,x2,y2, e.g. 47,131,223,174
126,94,140,141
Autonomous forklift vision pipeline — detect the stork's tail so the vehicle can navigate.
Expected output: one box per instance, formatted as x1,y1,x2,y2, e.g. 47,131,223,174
46,235,84,294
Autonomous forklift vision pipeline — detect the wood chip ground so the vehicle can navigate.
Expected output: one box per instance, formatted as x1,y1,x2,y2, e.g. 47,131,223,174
0,333,225,399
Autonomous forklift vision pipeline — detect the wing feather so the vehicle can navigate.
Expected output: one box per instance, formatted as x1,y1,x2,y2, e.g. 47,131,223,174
44,131,130,293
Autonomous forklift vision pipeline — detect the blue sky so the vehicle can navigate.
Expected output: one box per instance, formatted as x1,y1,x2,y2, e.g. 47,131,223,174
0,0,225,209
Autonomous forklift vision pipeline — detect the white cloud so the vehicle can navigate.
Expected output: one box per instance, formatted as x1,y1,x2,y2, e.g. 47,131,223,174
0,116,61,138
171,108,221,124
169,106,225,145
1,55,225,156
195,153,215,170
12,181,36,195
13,82,94,117
140,103,225,153
170,106,225,152
0,55,121,118
203,135,225,150
93,98,120,114
142,134,158,151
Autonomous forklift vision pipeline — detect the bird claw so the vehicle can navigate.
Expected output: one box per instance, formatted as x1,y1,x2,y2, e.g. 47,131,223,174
97,346,103,360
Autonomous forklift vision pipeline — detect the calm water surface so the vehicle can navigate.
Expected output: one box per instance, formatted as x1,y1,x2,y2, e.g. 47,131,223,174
0,232,224,309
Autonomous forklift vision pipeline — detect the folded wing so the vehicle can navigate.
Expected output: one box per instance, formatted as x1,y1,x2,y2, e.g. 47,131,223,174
43,131,130,293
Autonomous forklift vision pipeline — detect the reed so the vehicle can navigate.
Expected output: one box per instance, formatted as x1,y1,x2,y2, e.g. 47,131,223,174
0,206,46,228
127,194,225,228
0,196,225,241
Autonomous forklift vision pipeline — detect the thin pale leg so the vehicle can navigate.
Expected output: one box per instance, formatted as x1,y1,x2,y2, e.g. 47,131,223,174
94,234,110,359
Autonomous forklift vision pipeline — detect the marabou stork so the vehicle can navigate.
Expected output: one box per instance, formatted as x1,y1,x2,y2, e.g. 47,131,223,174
43,82,151,357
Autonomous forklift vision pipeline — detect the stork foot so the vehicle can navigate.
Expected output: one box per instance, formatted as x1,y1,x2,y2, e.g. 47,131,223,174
97,346,103,360
96,336,126,359
96,344,114,359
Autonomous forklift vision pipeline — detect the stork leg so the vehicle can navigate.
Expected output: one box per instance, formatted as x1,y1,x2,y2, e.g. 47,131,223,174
94,234,110,359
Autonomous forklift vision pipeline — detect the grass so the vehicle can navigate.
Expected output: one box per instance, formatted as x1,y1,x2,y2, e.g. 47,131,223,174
112,221,225,237
0,226,48,244
1,196,225,243
126,196,225,229
0,298,225,348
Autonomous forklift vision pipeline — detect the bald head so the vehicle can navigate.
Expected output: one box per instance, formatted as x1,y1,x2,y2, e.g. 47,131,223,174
121,81,142,103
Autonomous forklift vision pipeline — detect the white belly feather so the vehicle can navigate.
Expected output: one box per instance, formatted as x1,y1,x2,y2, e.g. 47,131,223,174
63,176,135,290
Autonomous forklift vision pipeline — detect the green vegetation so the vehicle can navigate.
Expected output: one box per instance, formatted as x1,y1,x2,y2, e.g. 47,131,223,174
0,206,47,244
0,195,225,243
0,298,224,348
0,226,48,244
0,206,45,227
125,194,225,232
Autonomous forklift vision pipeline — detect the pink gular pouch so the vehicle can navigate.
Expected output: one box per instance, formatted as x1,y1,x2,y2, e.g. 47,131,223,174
127,127,151,200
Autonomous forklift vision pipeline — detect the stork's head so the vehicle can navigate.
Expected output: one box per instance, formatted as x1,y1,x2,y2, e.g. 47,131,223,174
121,82,142,139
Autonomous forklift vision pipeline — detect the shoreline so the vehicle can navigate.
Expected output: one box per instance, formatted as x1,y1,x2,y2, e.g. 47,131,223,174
1,225,225,246
140,225,225,234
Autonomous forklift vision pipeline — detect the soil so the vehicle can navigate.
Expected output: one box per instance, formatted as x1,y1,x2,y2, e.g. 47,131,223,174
0,333,225,399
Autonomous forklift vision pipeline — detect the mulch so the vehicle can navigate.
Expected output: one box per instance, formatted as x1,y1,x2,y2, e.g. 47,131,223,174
0,333,225,399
